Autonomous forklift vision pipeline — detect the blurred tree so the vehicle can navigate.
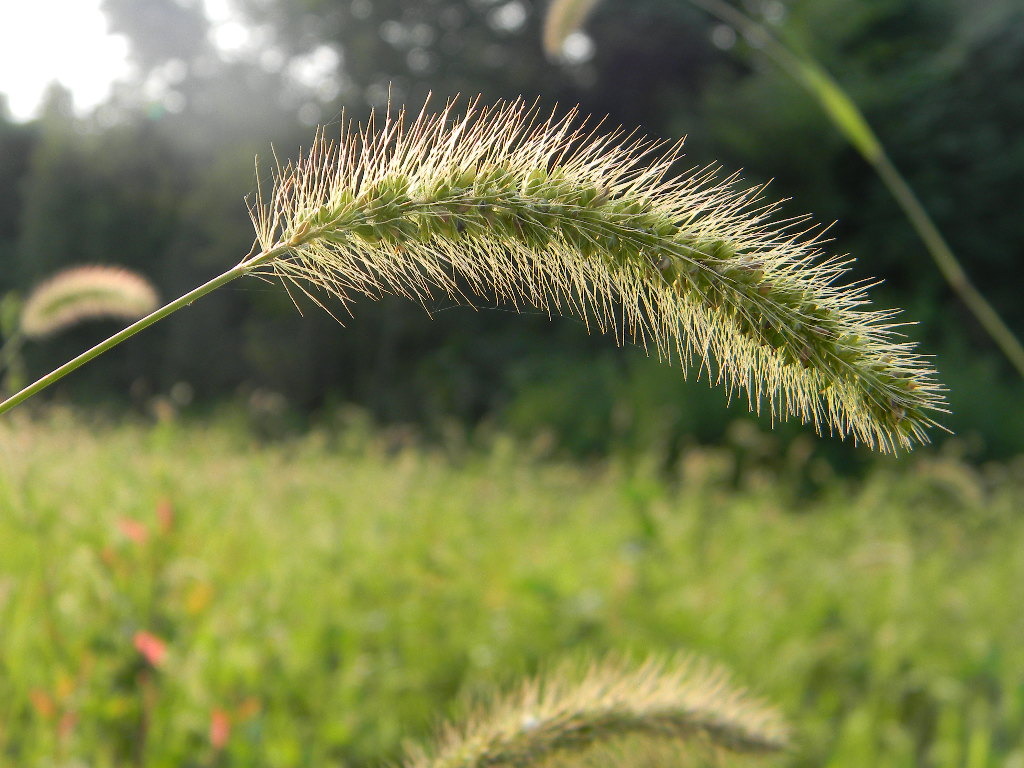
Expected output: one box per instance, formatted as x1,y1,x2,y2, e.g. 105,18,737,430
15,86,84,287
102,0,213,70
0,98,36,295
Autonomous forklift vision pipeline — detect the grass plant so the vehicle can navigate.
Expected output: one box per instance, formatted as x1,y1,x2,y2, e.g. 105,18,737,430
0,98,944,451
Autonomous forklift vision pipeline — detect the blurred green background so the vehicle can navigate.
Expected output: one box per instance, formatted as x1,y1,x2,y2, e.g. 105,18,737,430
2,0,1022,461
2,413,1023,766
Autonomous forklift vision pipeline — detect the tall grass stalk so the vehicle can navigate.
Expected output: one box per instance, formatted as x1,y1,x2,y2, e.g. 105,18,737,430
0,98,944,451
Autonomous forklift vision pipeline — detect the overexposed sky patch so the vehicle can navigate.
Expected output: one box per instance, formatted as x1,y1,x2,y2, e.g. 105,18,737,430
204,0,253,56
0,0,132,121
0,0,271,122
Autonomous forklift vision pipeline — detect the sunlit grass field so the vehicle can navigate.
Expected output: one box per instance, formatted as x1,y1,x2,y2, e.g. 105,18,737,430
1,411,1022,767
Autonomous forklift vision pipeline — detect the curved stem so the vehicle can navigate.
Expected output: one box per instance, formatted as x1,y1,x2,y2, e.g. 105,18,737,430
687,0,1024,378
0,246,283,417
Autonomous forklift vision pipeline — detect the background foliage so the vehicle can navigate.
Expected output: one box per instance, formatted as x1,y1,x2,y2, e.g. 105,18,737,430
2,414,1022,765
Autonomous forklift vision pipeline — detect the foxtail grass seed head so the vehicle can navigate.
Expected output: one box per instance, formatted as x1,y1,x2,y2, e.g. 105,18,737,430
249,96,946,453
403,654,789,768
20,266,160,339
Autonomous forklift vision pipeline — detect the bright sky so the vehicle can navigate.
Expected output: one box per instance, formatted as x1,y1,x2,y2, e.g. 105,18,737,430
0,0,131,120
0,0,255,122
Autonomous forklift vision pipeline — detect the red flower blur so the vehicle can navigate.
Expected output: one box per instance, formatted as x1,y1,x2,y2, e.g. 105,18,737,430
156,498,174,534
117,517,148,545
210,708,231,750
133,631,167,667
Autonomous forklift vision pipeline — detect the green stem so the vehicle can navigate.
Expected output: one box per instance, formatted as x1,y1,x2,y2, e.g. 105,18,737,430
687,0,1024,379
0,247,283,416
869,152,1024,377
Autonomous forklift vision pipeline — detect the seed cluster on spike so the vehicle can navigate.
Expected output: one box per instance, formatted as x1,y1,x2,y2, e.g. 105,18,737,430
249,97,946,452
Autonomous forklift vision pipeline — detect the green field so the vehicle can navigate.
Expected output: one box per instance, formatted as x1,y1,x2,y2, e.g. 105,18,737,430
1,411,1022,767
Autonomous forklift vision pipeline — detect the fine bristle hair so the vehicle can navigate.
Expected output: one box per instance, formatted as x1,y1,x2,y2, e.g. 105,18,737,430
20,266,160,339
249,96,946,453
402,654,789,768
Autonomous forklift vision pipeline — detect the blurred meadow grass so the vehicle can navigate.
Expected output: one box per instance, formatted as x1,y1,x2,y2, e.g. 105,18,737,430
1,411,1023,766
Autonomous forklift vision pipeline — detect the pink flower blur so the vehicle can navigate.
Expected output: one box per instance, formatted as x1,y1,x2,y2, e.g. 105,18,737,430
210,708,231,750
133,631,167,667
117,517,148,545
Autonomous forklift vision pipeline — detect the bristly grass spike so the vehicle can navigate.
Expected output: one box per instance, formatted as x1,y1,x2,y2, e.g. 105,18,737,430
0,95,946,453
251,96,945,452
